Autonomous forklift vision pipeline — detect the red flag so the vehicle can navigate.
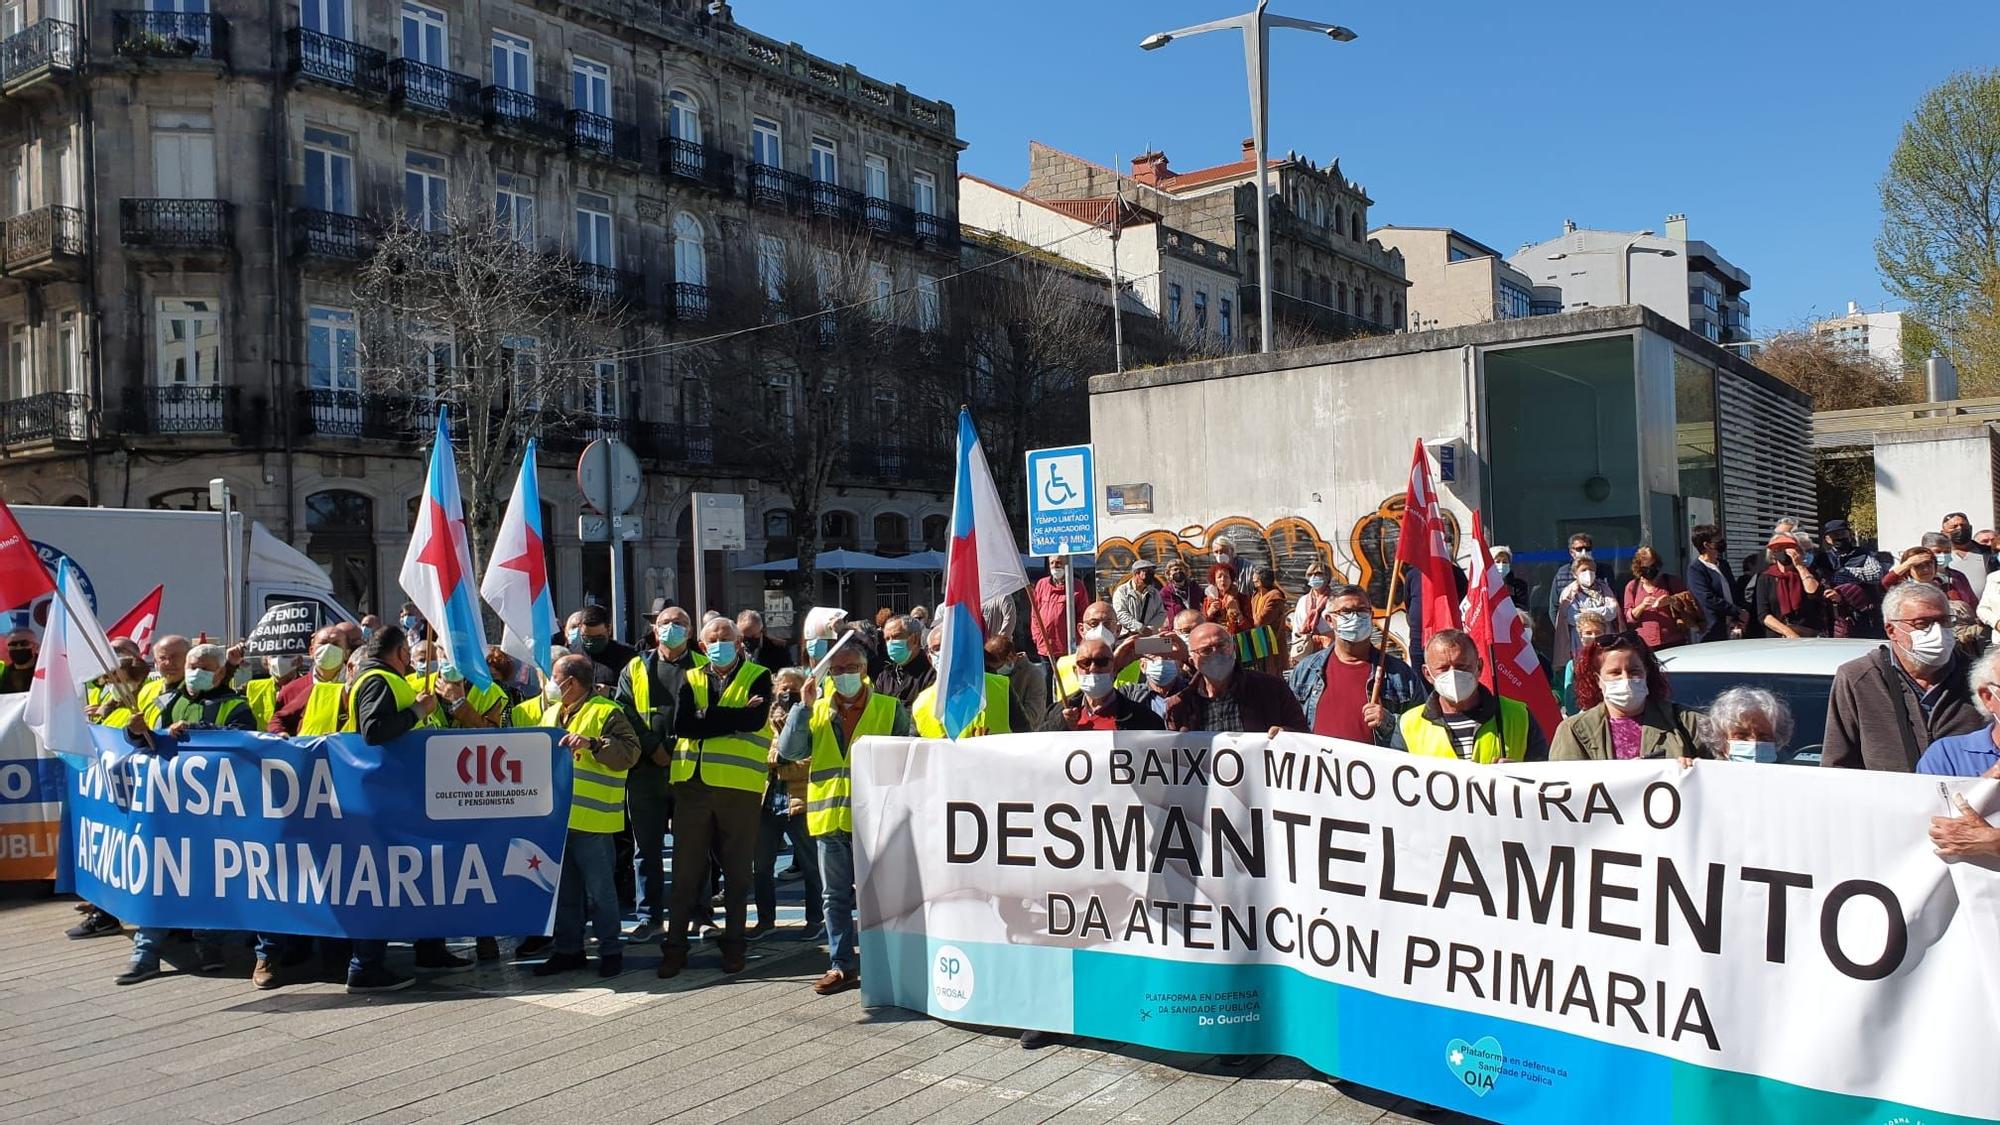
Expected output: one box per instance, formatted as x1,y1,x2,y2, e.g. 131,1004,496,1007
1464,510,1563,741
1395,439,1459,641
109,584,164,651
0,497,52,612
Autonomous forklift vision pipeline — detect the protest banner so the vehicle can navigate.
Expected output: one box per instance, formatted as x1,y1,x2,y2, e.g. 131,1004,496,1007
66,724,572,938
0,696,63,881
854,732,2000,1125
243,600,321,658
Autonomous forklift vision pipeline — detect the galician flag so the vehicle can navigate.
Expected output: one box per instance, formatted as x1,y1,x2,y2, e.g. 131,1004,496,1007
25,559,115,769
938,409,1027,738
502,836,558,894
1463,510,1562,740
399,408,495,691
479,439,555,680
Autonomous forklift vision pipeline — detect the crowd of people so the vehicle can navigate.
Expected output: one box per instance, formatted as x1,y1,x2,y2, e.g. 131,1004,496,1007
19,509,1999,1046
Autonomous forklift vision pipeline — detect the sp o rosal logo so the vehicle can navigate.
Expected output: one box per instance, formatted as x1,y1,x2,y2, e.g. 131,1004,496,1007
932,944,974,1012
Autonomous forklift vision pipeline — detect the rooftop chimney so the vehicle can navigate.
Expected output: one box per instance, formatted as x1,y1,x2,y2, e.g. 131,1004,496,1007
1131,151,1171,186
1664,212,1688,242
1847,301,1861,317
1241,137,1258,162
1562,218,1577,234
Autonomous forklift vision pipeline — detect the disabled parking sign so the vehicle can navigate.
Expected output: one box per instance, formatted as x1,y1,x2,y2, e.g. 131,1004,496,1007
1024,444,1096,558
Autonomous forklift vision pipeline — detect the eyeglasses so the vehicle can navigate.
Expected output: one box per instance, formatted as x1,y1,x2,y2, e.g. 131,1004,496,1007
1074,657,1111,670
1189,644,1229,659
1891,616,1947,630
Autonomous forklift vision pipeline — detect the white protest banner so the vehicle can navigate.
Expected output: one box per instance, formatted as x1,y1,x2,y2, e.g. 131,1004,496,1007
853,732,2000,1124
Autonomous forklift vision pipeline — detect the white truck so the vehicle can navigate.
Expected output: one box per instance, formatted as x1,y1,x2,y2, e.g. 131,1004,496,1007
7,505,356,644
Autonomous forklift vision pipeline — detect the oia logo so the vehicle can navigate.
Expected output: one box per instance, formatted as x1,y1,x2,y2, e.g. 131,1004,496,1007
1444,1036,1504,1097
458,744,521,785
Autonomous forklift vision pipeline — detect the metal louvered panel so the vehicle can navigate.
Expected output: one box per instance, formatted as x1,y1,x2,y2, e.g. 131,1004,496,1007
1717,372,1816,548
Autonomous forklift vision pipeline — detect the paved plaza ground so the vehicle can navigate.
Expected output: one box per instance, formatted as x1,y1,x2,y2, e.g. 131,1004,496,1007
0,894,1486,1125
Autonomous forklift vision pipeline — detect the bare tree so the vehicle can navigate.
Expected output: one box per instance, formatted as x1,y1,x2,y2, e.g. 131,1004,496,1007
704,221,931,613
350,195,650,566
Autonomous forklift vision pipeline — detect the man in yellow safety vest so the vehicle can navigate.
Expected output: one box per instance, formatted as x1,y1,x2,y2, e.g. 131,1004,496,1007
659,617,772,979
532,654,642,978
910,623,1023,737
774,642,910,995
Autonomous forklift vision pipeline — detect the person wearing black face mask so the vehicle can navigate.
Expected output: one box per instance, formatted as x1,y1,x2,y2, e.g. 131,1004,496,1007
1940,512,1995,594
1,627,36,693
1818,518,1885,639
568,603,637,683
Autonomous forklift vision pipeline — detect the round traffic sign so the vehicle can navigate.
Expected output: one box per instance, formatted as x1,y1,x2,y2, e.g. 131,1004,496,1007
577,438,642,515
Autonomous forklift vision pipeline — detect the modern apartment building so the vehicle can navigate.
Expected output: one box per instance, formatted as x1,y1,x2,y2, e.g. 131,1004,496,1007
1511,214,1752,345
1368,226,1541,331
0,0,967,627
1814,301,1908,370
1018,140,1408,343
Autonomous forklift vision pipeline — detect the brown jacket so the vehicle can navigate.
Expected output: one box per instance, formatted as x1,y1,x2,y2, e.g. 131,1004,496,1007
1549,699,1708,762
1822,646,1983,771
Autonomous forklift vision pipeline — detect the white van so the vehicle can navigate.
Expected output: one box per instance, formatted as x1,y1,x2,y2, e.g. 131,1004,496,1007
7,505,355,644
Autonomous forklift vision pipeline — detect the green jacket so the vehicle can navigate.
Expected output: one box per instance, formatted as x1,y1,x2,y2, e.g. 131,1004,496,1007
1549,698,1708,762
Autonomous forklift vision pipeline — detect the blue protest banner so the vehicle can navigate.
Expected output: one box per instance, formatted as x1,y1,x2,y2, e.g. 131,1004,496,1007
64,724,572,940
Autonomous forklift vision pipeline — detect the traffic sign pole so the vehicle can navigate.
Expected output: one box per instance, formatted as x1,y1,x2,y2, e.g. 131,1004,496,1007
603,438,623,638
692,503,706,619
1060,539,1075,660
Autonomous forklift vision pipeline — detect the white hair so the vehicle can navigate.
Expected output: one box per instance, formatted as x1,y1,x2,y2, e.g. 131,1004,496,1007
1972,648,2000,719
1882,580,1947,624
1704,686,1795,751
186,642,227,668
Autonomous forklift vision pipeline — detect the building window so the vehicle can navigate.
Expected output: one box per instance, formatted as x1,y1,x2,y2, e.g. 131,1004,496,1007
1333,206,1345,237
7,324,30,396
1372,294,1385,324
151,111,215,199
916,274,940,332
757,234,785,304
307,306,358,394
1167,283,1182,327
1350,211,1363,242
574,192,613,266
912,171,937,216
1193,289,1208,337
495,172,534,243
582,359,618,418
751,116,782,166
413,326,454,400
864,154,888,201
1498,280,1533,320
666,89,701,143
490,31,531,92
301,0,349,38
403,150,446,231
399,1,446,64
302,126,353,215
810,136,838,184
672,212,705,286
155,298,220,385
1219,298,1232,343
501,335,538,408
572,56,610,116
1337,282,1347,312
1393,300,1404,329
868,263,892,319
55,312,79,393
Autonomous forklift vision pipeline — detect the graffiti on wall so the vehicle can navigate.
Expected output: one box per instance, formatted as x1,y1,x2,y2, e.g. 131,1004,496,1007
1094,497,1460,618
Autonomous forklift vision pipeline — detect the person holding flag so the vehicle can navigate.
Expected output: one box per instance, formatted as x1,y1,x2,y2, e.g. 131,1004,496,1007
1462,511,1564,744
400,408,497,699
931,408,1027,740
1287,584,1424,745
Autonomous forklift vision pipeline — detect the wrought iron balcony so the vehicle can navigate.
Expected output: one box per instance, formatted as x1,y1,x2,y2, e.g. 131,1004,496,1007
113,11,228,63
569,110,639,163
124,384,237,435
864,197,913,240
661,138,734,194
120,199,234,251
285,28,386,95
387,58,481,120
668,282,710,323
301,388,418,441
571,262,643,310
0,19,78,90
0,391,87,447
292,209,370,262
483,86,566,145
3,205,85,277
809,181,863,226
629,421,715,466
913,211,959,251
747,163,808,213
536,411,627,454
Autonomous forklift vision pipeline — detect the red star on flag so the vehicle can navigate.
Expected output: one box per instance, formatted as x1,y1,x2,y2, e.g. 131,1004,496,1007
525,854,542,871
497,522,547,600
416,498,464,594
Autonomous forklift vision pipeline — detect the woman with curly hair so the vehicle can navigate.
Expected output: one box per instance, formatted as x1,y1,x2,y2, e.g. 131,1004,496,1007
1549,632,1709,764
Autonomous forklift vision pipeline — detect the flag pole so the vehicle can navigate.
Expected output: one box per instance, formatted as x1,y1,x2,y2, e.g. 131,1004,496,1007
1370,561,1405,706
52,568,138,712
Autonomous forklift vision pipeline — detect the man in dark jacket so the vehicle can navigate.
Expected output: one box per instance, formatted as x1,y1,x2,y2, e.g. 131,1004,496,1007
1040,636,1164,731
1685,524,1743,644
874,614,934,708
1824,582,1984,771
615,605,703,942
1168,623,1307,733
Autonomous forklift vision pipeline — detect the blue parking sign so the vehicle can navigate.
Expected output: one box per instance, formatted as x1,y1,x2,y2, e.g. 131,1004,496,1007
1024,444,1096,558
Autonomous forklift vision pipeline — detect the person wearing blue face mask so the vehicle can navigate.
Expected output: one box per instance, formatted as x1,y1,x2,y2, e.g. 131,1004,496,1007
616,606,706,943
873,614,934,708
661,618,773,979
397,602,428,641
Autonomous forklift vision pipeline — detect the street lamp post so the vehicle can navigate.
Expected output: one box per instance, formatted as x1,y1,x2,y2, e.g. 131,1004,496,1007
1142,2,1356,355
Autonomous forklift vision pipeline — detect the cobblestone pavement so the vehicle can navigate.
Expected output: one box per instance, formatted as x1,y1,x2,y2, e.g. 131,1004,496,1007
0,896,1486,1124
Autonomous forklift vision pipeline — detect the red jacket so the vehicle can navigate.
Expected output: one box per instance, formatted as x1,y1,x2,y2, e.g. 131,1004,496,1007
1028,577,1089,658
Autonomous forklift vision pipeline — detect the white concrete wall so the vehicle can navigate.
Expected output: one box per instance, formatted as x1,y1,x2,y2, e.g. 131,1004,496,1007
1875,427,1999,552
958,177,1165,313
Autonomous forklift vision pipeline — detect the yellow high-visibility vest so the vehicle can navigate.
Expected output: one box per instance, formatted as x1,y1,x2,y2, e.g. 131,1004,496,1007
805,691,900,837
911,674,1015,738
342,667,417,732
298,679,347,736
1398,698,1530,765
669,660,771,792
541,695,628,832
245,678,279,729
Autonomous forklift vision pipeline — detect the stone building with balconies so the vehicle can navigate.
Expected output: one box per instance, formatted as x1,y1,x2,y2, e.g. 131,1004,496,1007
0,0,965,632
1020,139,1409,344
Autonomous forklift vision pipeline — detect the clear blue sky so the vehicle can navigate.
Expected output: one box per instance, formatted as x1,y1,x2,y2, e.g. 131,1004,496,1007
750,0,2000,332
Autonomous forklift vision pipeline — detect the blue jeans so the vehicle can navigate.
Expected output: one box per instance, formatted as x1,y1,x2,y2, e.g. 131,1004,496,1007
554,829,622,957
817,832,857,974
755,807,823,930
131,927,222,966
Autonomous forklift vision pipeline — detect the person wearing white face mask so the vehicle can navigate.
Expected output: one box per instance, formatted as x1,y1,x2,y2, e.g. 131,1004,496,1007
1054,601,1139,700
1289,561,1335,661
1287,585,1422,746
1391,629,1548,764
1549,633,1706,764
1490,546,1530,612
1824,581,1985,771
1041,635,1164,732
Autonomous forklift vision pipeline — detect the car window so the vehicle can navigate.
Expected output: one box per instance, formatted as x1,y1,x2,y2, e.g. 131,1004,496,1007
1664,671,1831,766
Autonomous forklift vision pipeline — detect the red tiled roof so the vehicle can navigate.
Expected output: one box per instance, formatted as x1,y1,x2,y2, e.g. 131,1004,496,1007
1152,158,1283,191
1043,197,1158,229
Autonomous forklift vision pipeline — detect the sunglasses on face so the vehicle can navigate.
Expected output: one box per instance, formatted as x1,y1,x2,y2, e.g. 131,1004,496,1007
1075,657,1111,670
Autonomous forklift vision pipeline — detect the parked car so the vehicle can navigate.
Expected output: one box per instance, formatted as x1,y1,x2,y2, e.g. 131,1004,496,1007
1655,638,1881,766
